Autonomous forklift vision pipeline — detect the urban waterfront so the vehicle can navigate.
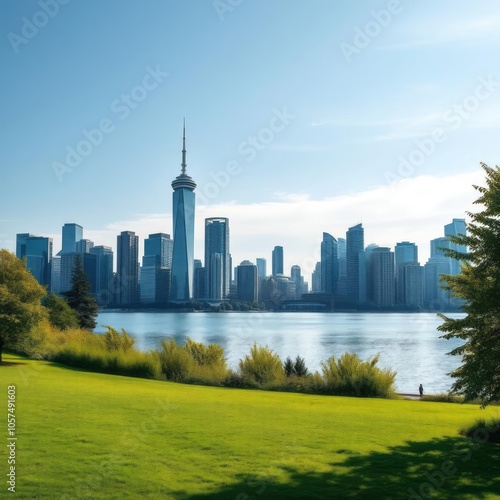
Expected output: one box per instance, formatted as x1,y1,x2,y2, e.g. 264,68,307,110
96,311,465,394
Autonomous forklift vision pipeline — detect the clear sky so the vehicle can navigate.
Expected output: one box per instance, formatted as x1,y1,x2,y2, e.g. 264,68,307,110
1,0,499,283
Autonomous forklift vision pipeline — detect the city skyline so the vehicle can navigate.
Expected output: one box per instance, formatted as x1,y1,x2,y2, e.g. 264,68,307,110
2,2,499,283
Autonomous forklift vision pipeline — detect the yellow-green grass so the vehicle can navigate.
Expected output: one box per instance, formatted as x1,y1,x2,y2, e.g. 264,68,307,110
1,353,500,499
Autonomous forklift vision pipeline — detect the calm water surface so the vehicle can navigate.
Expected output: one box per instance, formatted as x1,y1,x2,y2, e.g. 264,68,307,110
95,311,465,394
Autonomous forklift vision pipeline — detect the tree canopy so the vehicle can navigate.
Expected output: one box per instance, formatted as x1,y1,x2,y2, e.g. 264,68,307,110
0,249,47,362
42,292,79,330
64,254,99,330
438,163,500,406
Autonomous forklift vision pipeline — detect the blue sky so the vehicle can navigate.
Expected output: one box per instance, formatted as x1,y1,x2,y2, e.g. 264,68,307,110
1,0,499,282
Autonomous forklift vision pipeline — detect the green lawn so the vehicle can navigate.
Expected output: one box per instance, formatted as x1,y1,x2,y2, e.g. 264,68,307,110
1,353,500,499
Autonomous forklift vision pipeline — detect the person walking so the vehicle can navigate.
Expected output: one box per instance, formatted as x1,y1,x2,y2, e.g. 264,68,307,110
419,384,424,397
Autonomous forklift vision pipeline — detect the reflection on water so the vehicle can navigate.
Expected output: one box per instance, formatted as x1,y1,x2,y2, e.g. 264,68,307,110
95,311,465,394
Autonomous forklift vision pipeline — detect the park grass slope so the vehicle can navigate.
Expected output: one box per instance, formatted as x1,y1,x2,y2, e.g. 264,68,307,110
2,353,500,499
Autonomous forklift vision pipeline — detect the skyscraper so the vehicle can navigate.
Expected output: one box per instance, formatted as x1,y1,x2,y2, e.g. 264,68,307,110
346,223,366,305
18,235,53,287
370,247,395,307
205,217,230,300
272,246,284,276
62,223,83,254
90,245,113,305
395,242,418,305
256,258,267,280
236,260,258,302
444,218,467,275
320,232,338,295
117,230,139,306
171,123,196,301
140,233,173,304
290,264,304,299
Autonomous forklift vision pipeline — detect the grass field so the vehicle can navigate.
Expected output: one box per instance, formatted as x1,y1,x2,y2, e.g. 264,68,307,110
1,353,500,499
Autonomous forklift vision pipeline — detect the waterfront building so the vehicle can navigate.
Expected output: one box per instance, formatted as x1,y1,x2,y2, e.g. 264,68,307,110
370,247,395,307
395,241,418,305
311,261,322,292
117,230,139,306
346,223,366,305
170,124,196,301
444,218,467,276
236,260,258,302
90,245,114,305
205,217,230,300
24,235,53,287
62,223,83,254
272,246,284,276
321,232,338,295
291,264,305,299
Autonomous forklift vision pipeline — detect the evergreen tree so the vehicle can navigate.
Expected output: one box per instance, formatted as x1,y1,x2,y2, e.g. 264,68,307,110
283,356,294,377
438,163,500,407
0,250,47,362
64,254,98,330
293,355,309,377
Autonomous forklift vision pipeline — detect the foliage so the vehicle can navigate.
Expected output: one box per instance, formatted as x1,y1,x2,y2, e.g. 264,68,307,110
238,343,285,385
104,325,134,351
64,254,98,330
284,355,309,377
460,418,500,444
438,164,500,407
321,352,396,398
159,338,228,384
42,291,79,330
420,393,464,403
41,325,160,378
0,249,47,362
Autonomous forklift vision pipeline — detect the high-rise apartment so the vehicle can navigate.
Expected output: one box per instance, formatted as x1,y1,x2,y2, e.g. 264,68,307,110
204,218,230,299
117,230,139,306
170,124,196,301
370,247,395,307
320,232,338,295
346,223,366,305
236,260,258,302
272,246,284,276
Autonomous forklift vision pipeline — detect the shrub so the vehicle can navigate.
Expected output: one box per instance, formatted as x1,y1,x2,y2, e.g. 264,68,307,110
239,343,285,385
159,339,195,382
321,352,396,398
420,393,464,403
104,325,135,351
460,418,500,444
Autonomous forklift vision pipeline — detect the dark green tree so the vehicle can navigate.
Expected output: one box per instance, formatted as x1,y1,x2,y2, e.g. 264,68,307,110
42,292,79,330
64,255,98,330
438,163,500,407
283,356,294,377
0,250,47,362
293,355,309,377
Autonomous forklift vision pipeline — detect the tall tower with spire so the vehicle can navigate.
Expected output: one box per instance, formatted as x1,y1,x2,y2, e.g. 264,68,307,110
170,121,196,301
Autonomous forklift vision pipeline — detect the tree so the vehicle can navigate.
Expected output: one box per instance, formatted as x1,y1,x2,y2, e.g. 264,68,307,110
438,163,500,407
293,355,309,377
42,292,79,330
0,250,47,362
283,356,294,377
64,254,98,330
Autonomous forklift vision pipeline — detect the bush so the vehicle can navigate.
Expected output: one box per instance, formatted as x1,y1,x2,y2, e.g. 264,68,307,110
420,393,464,403
104,325,134,351
239,343,285,385
460,418,500,444
321,352,396,398
159,338,229,385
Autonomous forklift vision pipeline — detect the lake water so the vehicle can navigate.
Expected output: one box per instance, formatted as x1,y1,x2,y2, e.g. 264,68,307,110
95,311,465,394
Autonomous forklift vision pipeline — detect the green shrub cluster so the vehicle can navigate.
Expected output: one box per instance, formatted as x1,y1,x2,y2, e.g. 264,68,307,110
321,353,396,398
159,338,228,385
32,323,397,398
460,418,500,444
42,325,161,379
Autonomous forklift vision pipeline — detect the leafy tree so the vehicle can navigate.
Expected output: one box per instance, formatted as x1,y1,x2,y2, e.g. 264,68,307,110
0,250,47,362
438,163,500,407
64,254,98,330
42,292,79,330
